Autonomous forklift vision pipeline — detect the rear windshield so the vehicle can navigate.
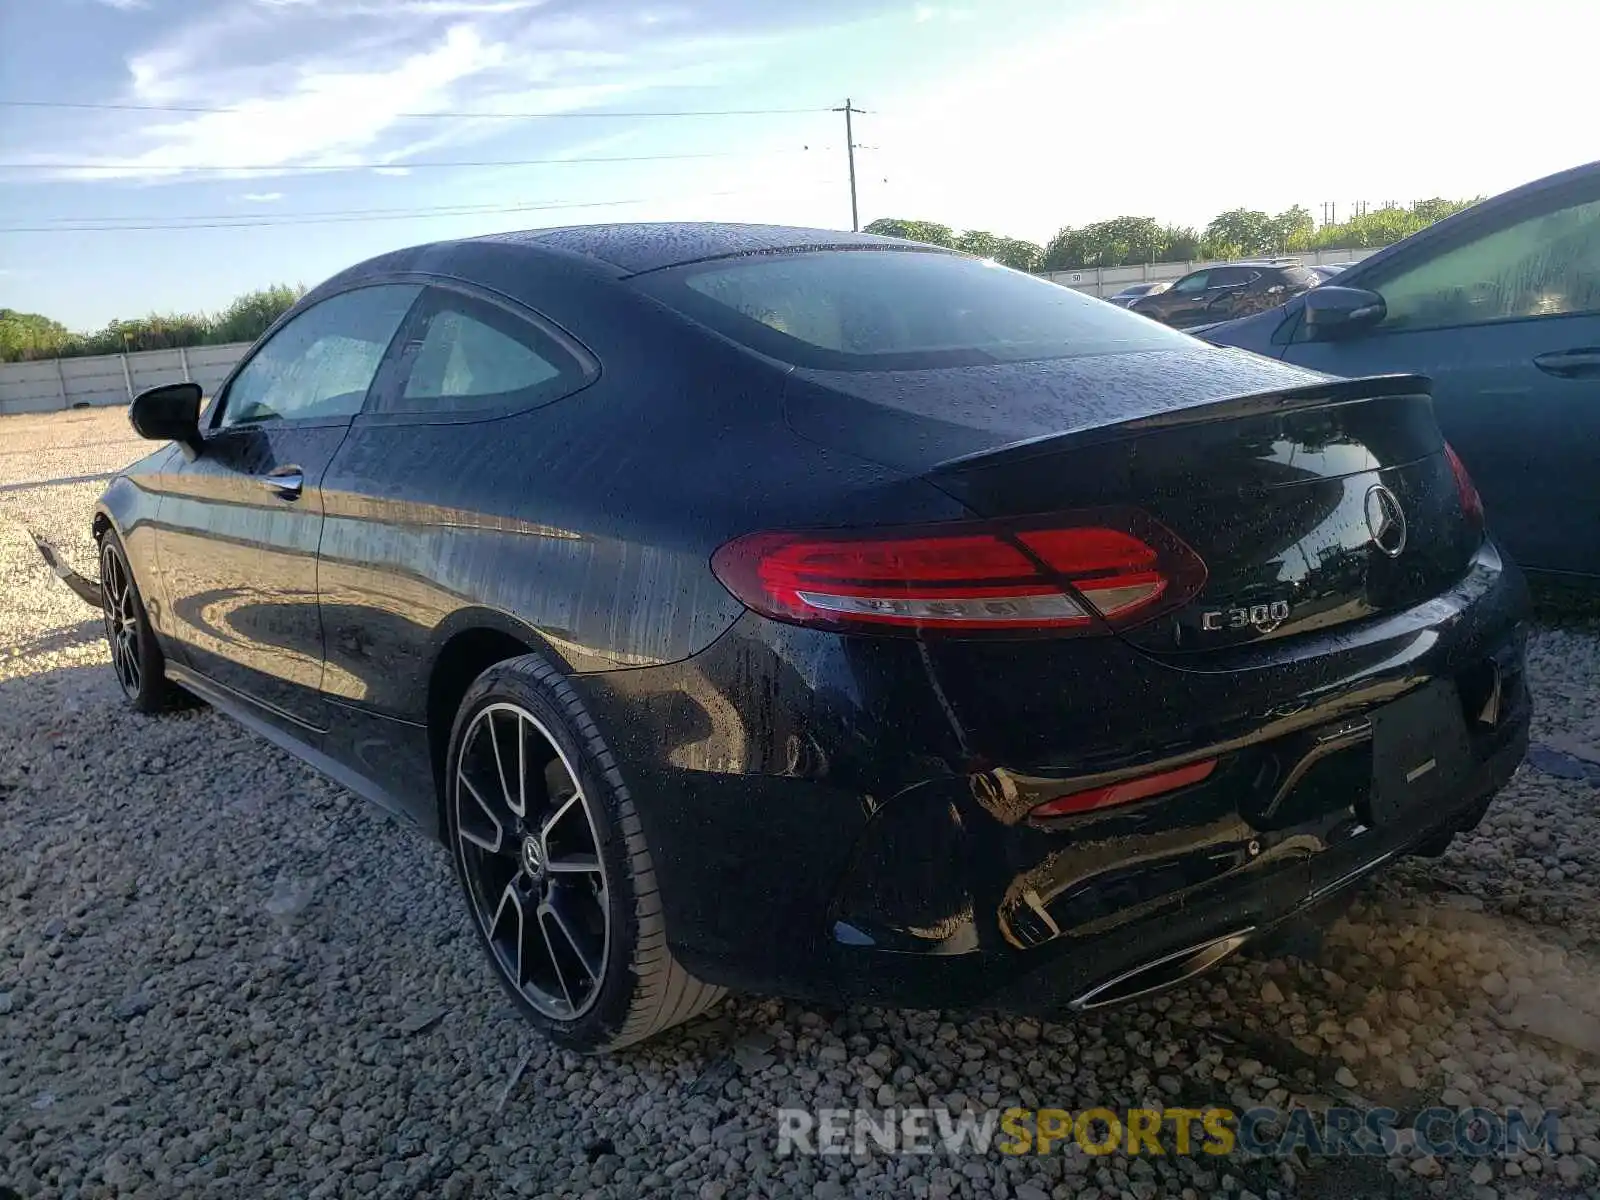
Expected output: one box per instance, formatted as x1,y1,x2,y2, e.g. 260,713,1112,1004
631,248,1193,370
1279,266,1317,286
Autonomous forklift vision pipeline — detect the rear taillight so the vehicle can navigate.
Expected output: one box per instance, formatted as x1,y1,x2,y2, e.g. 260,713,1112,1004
711,510,1206,635
1443,442,1484,530
1029,757,1217,820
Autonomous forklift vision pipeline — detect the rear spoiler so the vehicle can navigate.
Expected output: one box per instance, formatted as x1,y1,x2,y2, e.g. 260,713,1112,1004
30,530,103,609
929,373,1432,475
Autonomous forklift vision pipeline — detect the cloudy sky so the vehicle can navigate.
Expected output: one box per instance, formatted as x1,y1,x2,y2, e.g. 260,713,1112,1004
0,0,1592,328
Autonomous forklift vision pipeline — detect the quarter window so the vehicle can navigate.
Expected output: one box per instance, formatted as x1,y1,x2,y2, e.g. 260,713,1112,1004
219,285,419,427
1371,193,1600,331
382,290,586,414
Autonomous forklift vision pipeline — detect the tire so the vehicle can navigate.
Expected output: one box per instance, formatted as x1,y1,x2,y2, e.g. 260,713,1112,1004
98,530,179,714
445,653,726,1052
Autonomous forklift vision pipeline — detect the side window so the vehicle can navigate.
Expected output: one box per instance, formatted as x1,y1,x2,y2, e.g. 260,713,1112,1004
1171,271,1210,294
1370,193,1600,332
380,289,587,415
218,285,419,427
1211,267,1258,288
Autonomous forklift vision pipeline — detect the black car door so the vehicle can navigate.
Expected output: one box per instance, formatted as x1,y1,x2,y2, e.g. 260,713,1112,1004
1278,182,1600,576
1234,266,1306,319
314,282,598,820
1196,266,1256,324
153,283,421,729
1143,269,1211,325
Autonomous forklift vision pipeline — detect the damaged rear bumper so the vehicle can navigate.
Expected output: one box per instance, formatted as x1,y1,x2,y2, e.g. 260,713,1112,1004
29,530,103,609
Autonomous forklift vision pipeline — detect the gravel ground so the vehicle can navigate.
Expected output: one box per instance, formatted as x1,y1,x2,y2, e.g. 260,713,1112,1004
3,407,1600,1200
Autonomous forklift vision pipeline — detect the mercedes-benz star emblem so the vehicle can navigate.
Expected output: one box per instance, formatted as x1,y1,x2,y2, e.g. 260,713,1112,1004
520,835,546,881
1364,485,1407,557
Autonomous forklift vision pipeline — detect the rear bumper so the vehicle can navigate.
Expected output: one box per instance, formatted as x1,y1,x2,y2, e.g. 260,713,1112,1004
574,539,1530,1011
740,666,1527,1017
987,721,1523,1015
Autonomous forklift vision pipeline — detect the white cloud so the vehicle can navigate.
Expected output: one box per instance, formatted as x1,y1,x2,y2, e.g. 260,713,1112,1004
24,0,797,185
384,1,550,12
95,0,150,9
239,191,285,202
255,0,549,10
57,22,510,181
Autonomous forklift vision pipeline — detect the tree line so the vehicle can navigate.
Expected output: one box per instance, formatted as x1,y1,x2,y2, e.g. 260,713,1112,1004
0,284,305,364
2,195,1484,364
864,196,1479,273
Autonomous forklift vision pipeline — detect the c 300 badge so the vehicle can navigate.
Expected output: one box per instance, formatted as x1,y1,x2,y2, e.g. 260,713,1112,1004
1200,600,1291,633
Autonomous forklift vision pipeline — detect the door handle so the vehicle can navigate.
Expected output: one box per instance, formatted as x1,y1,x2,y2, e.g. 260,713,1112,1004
1533,349,1600,378
258,468,304,499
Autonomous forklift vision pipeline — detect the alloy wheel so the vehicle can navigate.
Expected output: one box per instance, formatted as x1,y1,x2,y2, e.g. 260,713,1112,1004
101,547,142,698
454,702,611,1020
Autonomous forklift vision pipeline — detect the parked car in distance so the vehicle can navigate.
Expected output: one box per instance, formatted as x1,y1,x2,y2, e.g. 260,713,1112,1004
1130,261,1317,328
74,224,1529,1053
1311,263,1354,282
1105,280,1171,307
1201,158,1600,580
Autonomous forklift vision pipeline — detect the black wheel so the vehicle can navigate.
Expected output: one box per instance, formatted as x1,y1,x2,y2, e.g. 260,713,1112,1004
446,653,725,1052
99,531,177,713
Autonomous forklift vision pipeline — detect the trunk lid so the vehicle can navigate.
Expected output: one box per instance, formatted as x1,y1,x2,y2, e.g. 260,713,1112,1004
785,351,1482,652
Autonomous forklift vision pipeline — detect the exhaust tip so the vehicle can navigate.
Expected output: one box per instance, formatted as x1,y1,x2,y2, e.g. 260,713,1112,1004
1069,929,1253,1011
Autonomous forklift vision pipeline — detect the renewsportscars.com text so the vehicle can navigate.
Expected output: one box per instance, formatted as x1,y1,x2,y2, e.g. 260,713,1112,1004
776,1105,1561,1159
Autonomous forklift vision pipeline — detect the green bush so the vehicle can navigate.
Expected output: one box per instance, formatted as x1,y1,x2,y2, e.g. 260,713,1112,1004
869,197,1484,274
0,284,305,363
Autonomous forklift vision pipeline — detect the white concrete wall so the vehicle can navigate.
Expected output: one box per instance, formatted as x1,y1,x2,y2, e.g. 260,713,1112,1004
1047,246,1378,298
0,342,250,416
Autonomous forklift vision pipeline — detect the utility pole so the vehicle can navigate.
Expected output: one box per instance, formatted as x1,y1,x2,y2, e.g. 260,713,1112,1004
834,98,860,231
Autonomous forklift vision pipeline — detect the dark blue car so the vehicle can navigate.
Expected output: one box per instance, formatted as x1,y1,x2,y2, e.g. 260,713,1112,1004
1201,159,1600,581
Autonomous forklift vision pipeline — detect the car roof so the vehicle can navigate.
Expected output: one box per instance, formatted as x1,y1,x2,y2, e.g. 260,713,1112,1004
1179,261,1292,277
467,222,922,275
310,221,956,303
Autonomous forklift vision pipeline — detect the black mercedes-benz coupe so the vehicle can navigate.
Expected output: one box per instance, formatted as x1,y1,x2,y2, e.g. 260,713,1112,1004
75,223,1530,1052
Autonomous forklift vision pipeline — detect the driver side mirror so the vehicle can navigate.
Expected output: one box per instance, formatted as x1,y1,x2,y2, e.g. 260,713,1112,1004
129,382,204,459
1301,285,1386,341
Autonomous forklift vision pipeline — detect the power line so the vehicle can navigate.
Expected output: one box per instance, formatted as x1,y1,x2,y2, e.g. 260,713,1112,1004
44,198,596,223
0,182,845,233
0,98,833,119
0,199,707,232
19,202,621,230
0,147,827,174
